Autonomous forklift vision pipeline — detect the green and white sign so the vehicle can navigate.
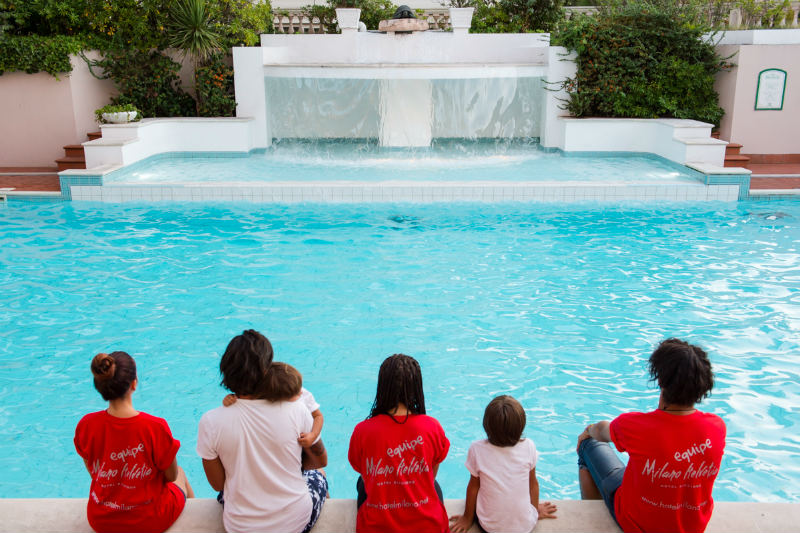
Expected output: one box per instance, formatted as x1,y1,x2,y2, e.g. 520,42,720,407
755,68,787,111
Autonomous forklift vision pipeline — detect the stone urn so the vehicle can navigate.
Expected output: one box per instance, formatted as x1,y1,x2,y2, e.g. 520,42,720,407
448,7,474,34
335,8,362,33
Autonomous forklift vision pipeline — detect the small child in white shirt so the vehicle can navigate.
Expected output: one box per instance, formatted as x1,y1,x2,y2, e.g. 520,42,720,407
450,395,557,533
223,361,324,447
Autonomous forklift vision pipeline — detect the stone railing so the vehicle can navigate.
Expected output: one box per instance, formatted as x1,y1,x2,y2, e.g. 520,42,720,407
272,9,450,34
272,2,799,33
727,1,800,28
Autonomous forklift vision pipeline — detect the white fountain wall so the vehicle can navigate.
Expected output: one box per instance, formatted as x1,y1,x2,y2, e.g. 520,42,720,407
266,78,380,138
431,78,542,138
265,77,543,142
379,79,433,147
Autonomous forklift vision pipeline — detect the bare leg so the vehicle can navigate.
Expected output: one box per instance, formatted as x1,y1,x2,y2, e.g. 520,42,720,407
174,466,195,498
579,468,602,500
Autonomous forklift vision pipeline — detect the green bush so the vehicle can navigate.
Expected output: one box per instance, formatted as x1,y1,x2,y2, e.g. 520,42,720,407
90,49,196,118
302,0,397,33
556,1,727,125
0,34,84,76
83,0,172,49
0,0,90,37
470,0,564,33
208,0,273,46
195,55,236,117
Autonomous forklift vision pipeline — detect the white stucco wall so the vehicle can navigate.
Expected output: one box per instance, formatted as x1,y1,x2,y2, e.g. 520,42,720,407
0,50,202,167
714,32,800,154
559,118,727,166
82,118,258,169
0,52,116,167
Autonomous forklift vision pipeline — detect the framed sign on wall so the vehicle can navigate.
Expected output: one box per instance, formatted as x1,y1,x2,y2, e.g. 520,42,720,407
755,68,787,111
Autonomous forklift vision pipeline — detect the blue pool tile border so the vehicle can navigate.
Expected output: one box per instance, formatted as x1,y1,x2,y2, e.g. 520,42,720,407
704,173,751,201
60,175,103,200
3,195,65,204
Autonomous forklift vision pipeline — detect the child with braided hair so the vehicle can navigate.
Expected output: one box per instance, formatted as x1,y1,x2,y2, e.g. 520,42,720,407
348,354,450,533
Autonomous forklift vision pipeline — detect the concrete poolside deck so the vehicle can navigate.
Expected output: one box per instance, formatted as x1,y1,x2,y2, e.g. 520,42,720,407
1,498,798,533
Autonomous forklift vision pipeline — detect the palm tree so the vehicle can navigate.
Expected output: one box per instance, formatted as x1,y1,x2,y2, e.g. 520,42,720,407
169,0,222,114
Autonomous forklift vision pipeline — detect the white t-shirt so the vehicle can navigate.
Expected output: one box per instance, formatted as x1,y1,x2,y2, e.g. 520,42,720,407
197,398,313,533
465,438,539,533
300,387,320,413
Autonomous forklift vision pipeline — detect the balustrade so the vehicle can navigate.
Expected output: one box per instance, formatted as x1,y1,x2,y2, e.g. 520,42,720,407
271,2,800,34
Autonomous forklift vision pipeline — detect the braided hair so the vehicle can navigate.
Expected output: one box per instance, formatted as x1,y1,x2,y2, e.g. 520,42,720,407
649,338,715,406
369,354,426,419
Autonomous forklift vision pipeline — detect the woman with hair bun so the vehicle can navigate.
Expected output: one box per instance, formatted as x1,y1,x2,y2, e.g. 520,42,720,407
74,352,193,533
576,338,726,533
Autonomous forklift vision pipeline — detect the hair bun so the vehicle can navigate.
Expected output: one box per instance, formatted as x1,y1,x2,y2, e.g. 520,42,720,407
91,353,116,380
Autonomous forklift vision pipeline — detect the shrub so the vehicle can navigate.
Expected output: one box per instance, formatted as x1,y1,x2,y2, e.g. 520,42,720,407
470,0,564,33
83,0,172,49
90,49,196,118
0,35,84,76
0,0,90,37
195,55,236,117
556,0,728,126
207,0,273,46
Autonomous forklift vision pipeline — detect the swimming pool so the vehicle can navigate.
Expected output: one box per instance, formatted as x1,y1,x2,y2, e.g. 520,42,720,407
103,139,703,185
1,201,798,502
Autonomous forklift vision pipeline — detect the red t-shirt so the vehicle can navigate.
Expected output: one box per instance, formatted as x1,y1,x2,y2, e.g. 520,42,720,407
349,414,450,533
610,409,726,533
74,411,185,533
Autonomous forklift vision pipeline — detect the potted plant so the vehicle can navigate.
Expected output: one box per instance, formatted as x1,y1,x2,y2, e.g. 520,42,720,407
335,0,362,33
95,104,143,124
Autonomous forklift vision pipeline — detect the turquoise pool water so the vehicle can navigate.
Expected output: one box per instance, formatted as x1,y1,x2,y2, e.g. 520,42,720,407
104,140,703,185
1,201,798,502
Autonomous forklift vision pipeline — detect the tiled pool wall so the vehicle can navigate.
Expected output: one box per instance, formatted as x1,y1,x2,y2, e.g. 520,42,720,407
68,182,743,202
56,149,761,203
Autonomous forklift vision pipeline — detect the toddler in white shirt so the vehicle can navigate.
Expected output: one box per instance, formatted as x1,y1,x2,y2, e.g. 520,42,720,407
450,395,557,533
223,361,323,447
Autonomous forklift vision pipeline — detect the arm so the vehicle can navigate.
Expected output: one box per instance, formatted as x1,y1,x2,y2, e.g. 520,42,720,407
530,467,557,519
83,459,91,476
577,420,612,452
449,475,479,533
302,438,328,470
202,457,226,492
164,458,179,482
298,409,324,447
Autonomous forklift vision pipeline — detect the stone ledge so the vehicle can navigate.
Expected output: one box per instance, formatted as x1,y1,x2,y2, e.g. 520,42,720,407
0,498,798,533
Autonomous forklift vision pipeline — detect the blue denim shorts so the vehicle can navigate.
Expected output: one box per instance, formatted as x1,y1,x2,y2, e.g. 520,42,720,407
577,438,625,523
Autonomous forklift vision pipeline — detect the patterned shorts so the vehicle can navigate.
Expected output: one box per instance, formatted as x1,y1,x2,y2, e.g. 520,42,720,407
301,469,328,533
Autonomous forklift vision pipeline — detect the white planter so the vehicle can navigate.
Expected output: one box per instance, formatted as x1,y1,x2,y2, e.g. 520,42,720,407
449,7,474,34
102,111,138,124
335,8,361,33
